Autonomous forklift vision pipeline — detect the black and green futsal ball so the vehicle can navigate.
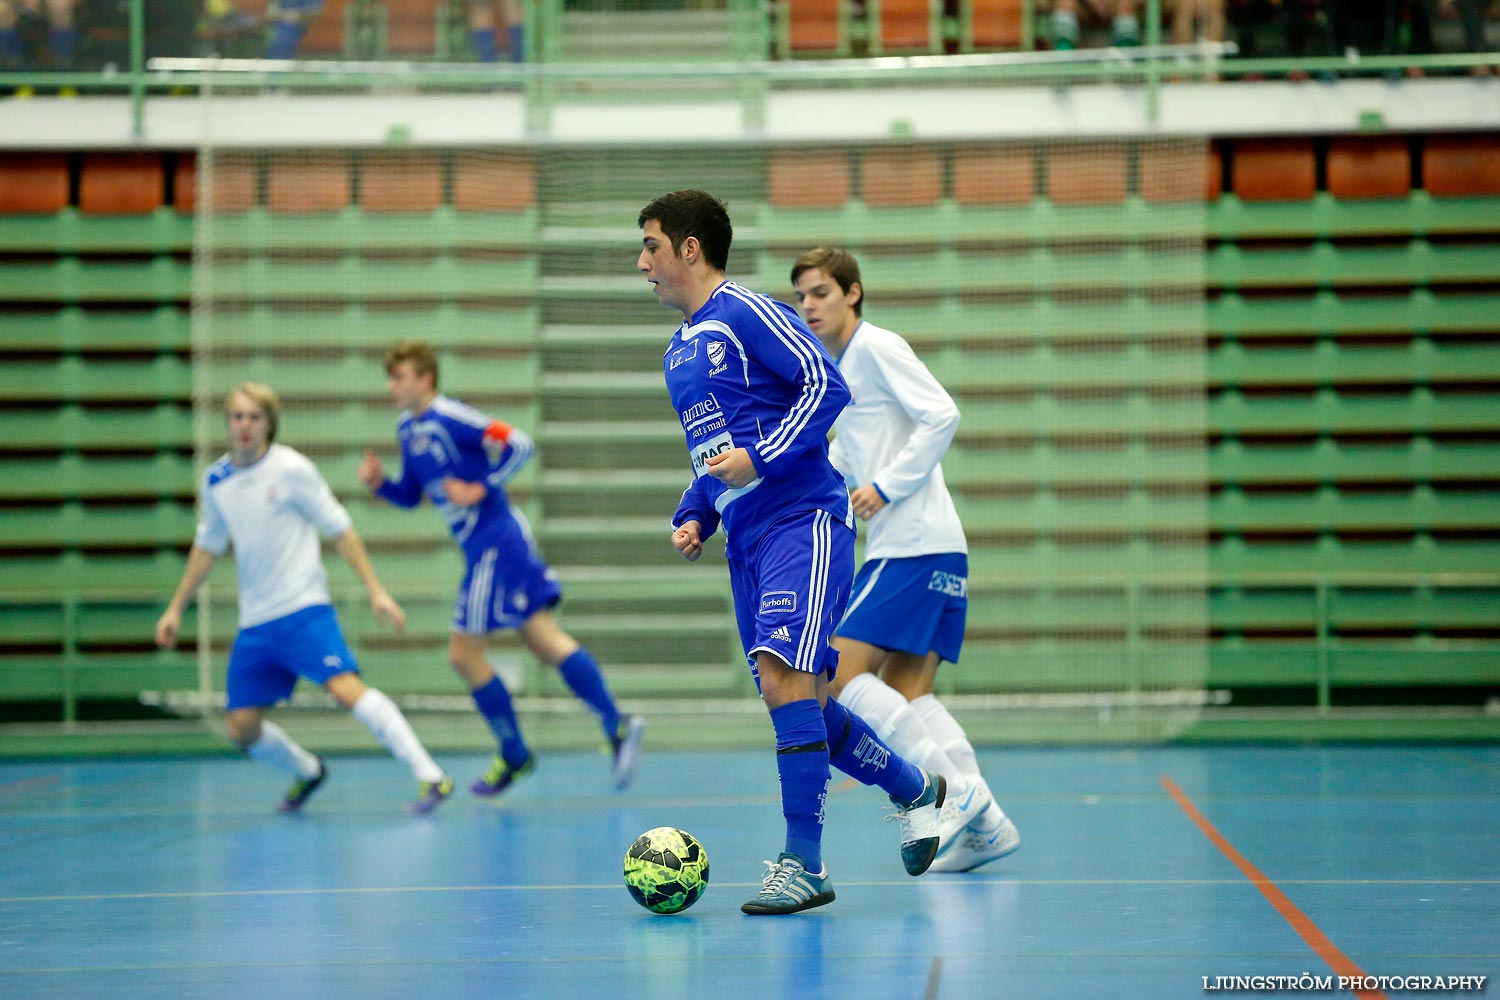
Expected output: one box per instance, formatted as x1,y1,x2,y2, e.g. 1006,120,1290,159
623,827,710,915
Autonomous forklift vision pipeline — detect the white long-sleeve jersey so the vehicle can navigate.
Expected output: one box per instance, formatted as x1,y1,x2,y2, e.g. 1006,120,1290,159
193,443,354,629
828,320,968,560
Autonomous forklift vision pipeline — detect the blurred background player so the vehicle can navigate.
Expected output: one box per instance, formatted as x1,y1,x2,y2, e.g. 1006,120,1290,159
639,190,957,915
469,0,524,61
791,246,1021,874
359,340,644,798
155,382,453,815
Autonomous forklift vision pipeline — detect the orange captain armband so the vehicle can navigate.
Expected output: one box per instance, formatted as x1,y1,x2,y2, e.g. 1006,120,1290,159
483,420,513,445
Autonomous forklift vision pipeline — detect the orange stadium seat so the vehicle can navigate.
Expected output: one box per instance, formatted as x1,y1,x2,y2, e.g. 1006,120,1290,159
876,0,938,53
769,151,851,209
1231,138,1317,202
362,151,444,212
967,0,1025,49
861,148,943,207
300,0,352,55
267,153,351,213
79,153,165,215
951,145,1034,205
1422,134,1500,197
175,154,259,214
1045,143,1128,204
1327,136,1411,200
0,154,69,214
1139,141,1222,202
452,153,535,212
382,0,438,56
786,0,844,54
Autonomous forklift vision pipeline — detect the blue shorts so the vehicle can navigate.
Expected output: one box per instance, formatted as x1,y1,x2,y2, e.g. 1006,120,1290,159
729,508,856,682
226,604,359,711
838,552,968,665
453,543,563,634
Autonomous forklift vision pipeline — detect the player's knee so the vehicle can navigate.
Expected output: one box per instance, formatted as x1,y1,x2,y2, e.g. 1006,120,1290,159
226,713,260,748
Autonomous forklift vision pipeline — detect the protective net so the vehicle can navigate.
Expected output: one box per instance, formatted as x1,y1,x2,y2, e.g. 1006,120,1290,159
190,60,1210,742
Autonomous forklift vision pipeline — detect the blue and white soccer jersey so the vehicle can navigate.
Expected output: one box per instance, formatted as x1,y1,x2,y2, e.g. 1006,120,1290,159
226,604,360,710
193,444,360,708
825,320,970,662
662,281,855,676
839,552,969,664
374,395,554,634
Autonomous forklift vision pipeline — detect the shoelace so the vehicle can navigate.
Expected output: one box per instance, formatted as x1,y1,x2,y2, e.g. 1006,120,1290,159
757,859,802,896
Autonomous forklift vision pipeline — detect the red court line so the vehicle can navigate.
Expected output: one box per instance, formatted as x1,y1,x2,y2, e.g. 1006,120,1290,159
1160,774,1389,1000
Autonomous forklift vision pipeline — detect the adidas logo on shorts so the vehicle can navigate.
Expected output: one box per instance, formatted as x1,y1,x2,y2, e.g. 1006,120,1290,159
770,626,793,642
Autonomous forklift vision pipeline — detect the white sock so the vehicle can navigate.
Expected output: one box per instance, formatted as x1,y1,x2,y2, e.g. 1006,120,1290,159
839,673,966,786
911,693,1010,831
247,720,320,779
352,688,445,784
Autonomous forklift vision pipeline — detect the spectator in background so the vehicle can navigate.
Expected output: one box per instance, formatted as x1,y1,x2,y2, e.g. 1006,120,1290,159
0,0,77,70
264,0,320,58
470,0,523,61
1172,0,1226,45
1050,0,1141,50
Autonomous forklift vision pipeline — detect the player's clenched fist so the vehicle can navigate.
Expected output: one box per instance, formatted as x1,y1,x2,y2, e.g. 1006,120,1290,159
672,520,703,562
358,449,385,490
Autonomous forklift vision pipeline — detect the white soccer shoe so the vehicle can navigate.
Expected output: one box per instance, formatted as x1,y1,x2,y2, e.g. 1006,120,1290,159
928,814,1022,873
936,776,992,846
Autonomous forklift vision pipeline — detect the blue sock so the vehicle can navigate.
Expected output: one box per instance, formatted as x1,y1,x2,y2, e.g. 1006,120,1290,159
471,27,497,62
471,676,529,767
265,20,306,59
556,648,620,737
506,24,524,62
769,699,829,873
823,697,924,804
0,28,22,62
49,27,76,65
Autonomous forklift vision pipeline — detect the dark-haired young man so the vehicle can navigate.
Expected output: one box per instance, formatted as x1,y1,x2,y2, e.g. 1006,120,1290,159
638,189,954,915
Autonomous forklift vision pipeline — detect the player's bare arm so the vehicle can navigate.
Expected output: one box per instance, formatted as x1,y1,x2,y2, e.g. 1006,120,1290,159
155,546,218,647
333,528,406,632
705,447,758,489
672,520,704,562
358,449,385,490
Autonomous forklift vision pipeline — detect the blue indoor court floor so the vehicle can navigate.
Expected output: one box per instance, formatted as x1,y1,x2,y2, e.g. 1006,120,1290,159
1,744,1496,1000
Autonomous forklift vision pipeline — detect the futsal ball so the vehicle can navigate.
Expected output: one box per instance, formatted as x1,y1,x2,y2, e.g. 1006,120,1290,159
623,826,710,915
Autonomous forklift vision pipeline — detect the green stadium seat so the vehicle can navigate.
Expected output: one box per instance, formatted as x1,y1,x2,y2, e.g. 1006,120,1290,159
2,404,191,452
1207,241,1498,290
1209,191,1500,239
2,307,189,352
1210,290,1500,339
0,454,196,501
0,503,196,549
1211,439,1500,486
4,356,191,403
202,253,537,300
0,258,191,304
